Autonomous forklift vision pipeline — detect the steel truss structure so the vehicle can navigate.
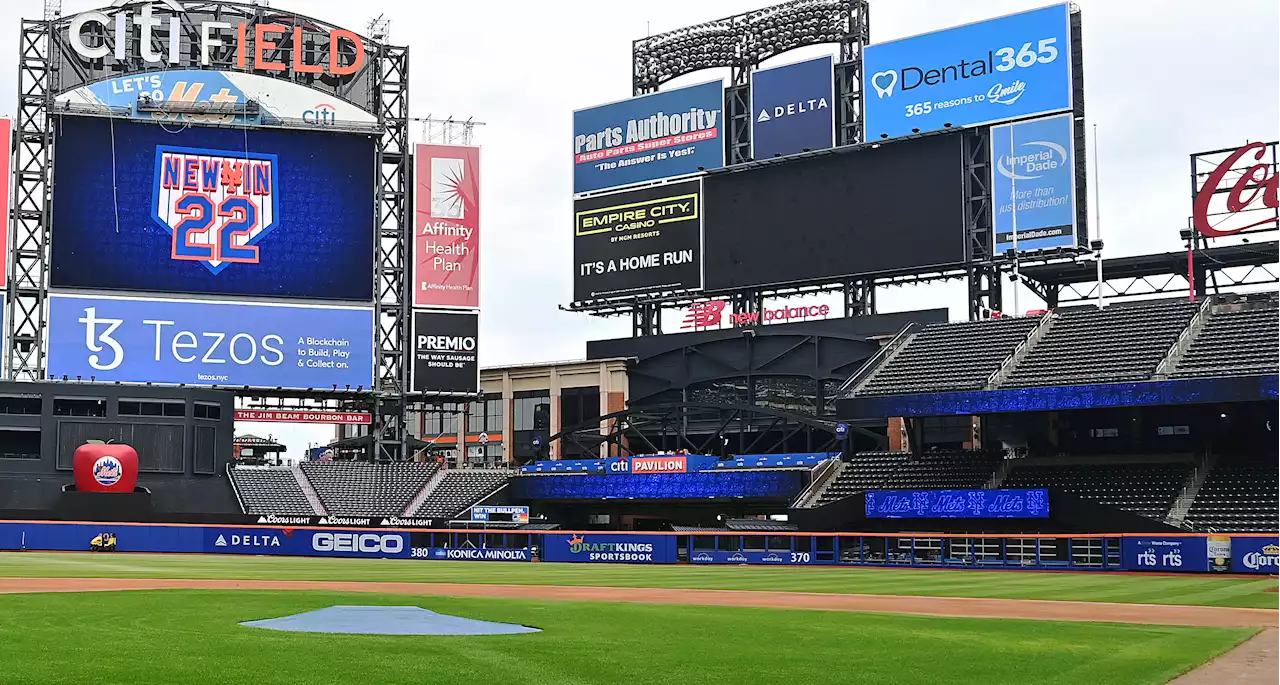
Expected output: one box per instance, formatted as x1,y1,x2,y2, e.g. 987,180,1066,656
548,402,877,460
9,6,416,461
573,3,1094,335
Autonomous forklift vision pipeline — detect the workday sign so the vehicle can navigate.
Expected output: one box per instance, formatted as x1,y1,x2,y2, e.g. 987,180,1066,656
751,55,835,159
864,3,1073,140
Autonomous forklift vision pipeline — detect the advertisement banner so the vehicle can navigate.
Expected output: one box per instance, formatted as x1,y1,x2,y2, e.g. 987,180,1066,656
1230,536,1280,574
470,505,530,523
688,550,835,565
234,410,372,424
1121,537,1209,573
864,3,1072,140
1191,141,1279,238
573,81,724,194
54,70,377,126
866,488,1050,519
0,117,9,288
750,56,835,159
1206,535,1232,573
412,547,531,561
413,144,480,309
573,179,703,301
205,528,410,559
541,533,677,564
992,113,1078,252
411,310,479,394
47,294,374,390
50,115,375,301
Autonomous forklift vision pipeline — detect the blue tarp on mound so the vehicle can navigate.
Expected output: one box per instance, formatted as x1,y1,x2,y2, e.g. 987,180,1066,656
240,606,541,635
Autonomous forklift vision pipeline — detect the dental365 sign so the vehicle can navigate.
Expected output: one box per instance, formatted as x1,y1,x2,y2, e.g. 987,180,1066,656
864,3,1073,141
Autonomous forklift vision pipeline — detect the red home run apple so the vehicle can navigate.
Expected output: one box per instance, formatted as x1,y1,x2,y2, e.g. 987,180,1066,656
73,443,139,493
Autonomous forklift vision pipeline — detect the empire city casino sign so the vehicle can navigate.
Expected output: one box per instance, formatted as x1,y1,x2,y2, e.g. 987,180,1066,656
66,1,366,78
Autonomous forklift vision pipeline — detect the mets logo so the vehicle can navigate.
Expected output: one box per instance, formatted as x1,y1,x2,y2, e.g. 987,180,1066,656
152,145,279,275
92,455,123,487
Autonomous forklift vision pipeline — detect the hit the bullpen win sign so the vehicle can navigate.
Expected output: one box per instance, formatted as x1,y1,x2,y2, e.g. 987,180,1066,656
863,3,1072,141
414,144,480,309
751,55,835,159
573,81,724,194
573,180,703,301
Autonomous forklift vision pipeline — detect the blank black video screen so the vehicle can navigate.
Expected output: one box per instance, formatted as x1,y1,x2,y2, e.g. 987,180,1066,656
702,133,966,291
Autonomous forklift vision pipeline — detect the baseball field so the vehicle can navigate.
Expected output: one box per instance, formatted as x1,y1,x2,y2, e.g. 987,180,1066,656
0,552,1275,684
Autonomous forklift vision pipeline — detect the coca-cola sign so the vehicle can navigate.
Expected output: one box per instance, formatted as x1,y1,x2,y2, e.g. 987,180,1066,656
1191,141,1279,238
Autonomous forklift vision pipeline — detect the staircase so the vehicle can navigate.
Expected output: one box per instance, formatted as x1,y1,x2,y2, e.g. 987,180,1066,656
988,311,1057,389
403,468,447,515
792,459,844,508
983,457,1014,490
1166,452,1215,528
1153,296,1214,379
839,323,920,396
292,464,326,515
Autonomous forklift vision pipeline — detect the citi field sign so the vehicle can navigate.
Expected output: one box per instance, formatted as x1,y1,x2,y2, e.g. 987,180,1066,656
65,1,366,77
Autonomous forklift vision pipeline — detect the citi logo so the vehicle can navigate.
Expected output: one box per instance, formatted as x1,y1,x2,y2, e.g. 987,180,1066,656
417,335,476,351
303,103,337,125
756,97,829,123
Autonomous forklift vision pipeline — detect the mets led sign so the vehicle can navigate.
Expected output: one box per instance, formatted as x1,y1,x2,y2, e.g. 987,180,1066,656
67,1,366,77
864,3,1072,140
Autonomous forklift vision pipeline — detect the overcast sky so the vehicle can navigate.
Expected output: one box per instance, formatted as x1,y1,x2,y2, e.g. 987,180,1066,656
0,0,1275,454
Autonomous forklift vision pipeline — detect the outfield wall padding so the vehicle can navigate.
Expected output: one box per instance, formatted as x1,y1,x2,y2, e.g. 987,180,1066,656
0,520,1274,574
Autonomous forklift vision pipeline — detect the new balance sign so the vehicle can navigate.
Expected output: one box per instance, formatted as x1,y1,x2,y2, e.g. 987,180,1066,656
751,55,835,159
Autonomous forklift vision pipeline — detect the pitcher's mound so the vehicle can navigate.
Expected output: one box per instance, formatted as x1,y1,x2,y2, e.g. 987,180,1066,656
240,605,542,635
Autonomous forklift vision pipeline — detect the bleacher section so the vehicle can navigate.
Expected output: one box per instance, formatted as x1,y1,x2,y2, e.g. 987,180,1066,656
1184,457,1279,533
299,462,438,516
880,451,1002,490
1003,300,1199,388
1002,459,1193,521
1172,296,1279,379
814,451,998,506
857,317,1041,396
229,467,315,515
414,470,511,520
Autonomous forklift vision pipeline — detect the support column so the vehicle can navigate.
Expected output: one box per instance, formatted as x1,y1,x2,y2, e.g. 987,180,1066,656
548,367,562,460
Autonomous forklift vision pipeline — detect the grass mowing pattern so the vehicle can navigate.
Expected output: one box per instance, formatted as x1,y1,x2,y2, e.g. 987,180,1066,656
0,589,1255,685
1,552,1275,608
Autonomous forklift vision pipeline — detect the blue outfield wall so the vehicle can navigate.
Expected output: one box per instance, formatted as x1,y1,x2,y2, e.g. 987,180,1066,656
0,521,1274,573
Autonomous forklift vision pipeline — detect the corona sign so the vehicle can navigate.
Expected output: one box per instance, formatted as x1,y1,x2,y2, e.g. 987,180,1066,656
67,1,365,78
153,146,279,275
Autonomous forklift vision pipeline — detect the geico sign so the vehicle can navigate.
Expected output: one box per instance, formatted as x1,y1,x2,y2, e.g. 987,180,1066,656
68,1,365,76
311,532,403,554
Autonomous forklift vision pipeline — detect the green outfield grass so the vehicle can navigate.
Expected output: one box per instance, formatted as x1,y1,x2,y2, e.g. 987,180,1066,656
1,552,1276,608
0,589,1255,685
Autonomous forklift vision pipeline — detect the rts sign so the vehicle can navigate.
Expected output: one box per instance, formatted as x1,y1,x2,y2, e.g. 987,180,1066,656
67,1,365,77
